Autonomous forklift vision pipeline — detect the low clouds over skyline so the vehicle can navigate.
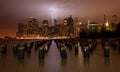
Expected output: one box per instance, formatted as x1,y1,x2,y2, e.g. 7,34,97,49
0,0,120,37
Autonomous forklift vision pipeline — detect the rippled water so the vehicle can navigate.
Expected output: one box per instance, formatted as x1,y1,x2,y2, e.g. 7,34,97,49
0,39,120,72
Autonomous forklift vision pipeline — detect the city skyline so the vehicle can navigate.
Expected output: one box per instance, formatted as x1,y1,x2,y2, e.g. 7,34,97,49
0,0,120,38
16,16,79,39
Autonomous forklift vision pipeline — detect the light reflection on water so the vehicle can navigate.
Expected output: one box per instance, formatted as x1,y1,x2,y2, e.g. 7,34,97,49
0,40,120,72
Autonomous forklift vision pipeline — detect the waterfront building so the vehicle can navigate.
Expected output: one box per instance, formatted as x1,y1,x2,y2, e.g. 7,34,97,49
73,17,81,38
63,18,68,25
16,23,27,38
42,20,49,37
27,17,39,37
63,16,75,37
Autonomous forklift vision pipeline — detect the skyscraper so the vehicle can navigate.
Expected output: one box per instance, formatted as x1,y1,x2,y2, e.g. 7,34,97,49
42,20,49,27
67,15,74,37
27,17,39,37
64,18,68,25
42,20,49,36
111,14,117,30
73,17,80,37
16,23,27,38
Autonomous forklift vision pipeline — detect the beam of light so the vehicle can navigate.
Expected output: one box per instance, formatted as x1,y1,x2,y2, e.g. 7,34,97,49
50,7,57,19
49,7,58,26
87,20,90,28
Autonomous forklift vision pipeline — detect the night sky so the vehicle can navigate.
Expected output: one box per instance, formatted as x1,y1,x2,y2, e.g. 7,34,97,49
0,0,120,38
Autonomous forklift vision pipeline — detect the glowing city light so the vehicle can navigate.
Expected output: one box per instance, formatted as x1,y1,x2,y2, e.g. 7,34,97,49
105,21,109,27
79,22,82,25
30,17,34,18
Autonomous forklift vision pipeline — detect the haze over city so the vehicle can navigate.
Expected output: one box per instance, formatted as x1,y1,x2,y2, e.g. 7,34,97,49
0,0,120,38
